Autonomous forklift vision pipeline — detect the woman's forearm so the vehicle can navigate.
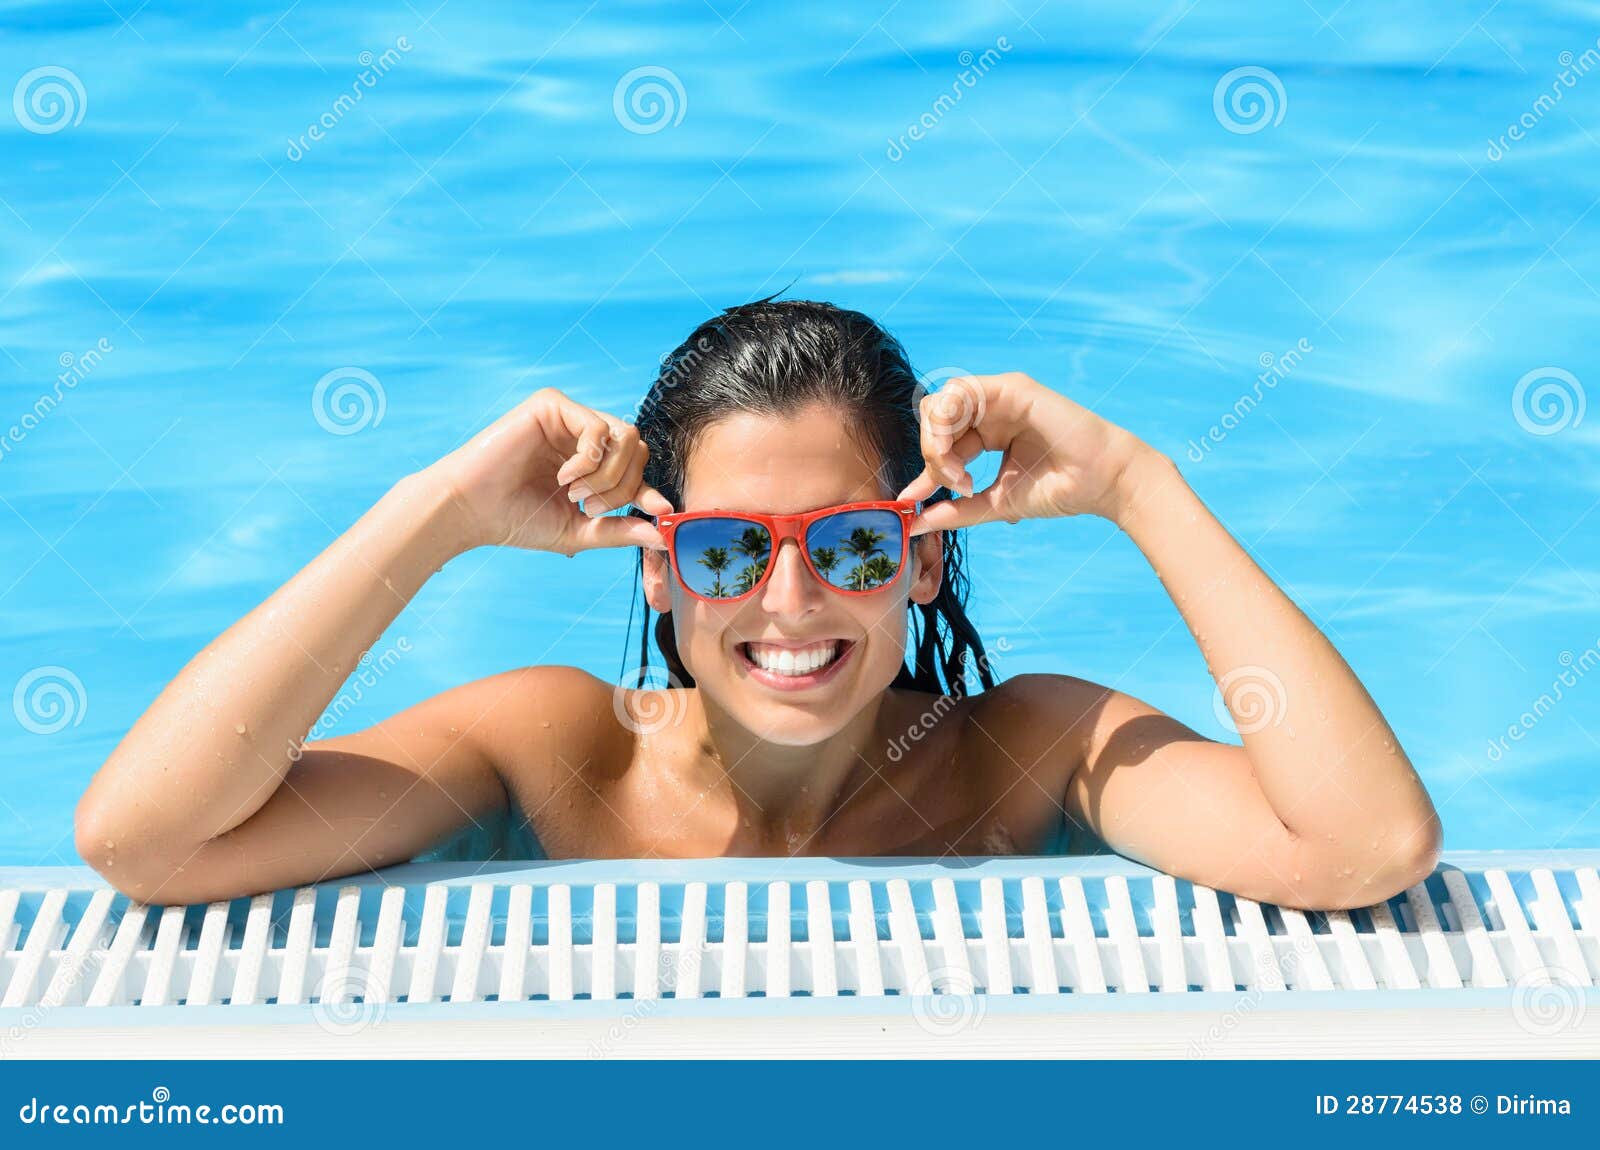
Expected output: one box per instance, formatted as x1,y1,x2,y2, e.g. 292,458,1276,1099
1110,446,1441,859
76,467,472,858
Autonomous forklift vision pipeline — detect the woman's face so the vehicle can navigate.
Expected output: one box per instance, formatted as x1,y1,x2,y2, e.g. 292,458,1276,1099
643,402,943,745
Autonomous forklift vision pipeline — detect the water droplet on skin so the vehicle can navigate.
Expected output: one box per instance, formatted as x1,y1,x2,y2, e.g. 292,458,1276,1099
234,723,247,735
742,818,751,828
1340,866,1354,877
378,791,387,799
541,721,551,728
333,664,343,674
1369,839,1380,850
1324,833,1335,842
449,726,459,735
103,839,115,850
376,852,386,861
1291,872,1302,883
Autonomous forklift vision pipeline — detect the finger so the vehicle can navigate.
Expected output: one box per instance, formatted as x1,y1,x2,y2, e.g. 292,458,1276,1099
555,416,610,486
917,393,965,492
631,480,675,517
896,466,942,503
549,392,629,485
919,389,986,494
581,421,641,496
568,510,667,552
574,433,655,512
944,428,988,496
907,483,1006,536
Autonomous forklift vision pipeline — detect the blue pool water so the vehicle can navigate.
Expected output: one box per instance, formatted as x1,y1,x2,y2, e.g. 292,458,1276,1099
1,2,1597,865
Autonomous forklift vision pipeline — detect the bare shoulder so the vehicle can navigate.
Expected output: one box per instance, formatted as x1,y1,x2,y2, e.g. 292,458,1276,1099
961,672,1125,786
448,664,637,801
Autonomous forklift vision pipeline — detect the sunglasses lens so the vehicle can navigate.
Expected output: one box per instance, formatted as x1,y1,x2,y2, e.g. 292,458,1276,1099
673,517,772,599
805,508,904,591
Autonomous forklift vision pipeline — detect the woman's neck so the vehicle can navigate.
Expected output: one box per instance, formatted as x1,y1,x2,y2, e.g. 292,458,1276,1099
687,686,900,840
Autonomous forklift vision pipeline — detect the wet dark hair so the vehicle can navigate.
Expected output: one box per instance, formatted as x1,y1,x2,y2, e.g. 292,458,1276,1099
623,295,996,699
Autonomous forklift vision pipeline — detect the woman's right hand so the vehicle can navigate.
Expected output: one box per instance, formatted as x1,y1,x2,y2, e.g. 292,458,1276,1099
427,387,673,555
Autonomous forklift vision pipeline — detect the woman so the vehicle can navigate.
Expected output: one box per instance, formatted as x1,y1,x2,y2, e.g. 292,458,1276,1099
75,299,1441,909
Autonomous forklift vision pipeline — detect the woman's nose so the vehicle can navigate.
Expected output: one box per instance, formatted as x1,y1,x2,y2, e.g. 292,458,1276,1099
758,538,824,613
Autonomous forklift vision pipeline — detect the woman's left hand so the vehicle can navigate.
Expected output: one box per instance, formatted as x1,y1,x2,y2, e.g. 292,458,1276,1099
896,372,1155,535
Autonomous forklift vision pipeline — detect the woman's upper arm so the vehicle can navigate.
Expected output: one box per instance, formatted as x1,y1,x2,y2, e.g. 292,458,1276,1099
114,665,593,906
1028,673,1389,911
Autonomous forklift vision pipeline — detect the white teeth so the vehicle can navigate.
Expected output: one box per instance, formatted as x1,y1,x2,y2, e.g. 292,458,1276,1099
744,641,842,677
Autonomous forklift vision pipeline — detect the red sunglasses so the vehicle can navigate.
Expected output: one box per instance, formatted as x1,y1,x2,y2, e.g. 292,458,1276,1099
653,499,919,603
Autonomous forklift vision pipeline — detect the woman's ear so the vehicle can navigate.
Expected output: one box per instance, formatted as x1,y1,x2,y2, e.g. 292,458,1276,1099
642,547,674,614
908,532,943,606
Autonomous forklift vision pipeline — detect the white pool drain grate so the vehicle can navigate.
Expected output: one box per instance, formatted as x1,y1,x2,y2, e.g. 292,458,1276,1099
3,852,1596,1014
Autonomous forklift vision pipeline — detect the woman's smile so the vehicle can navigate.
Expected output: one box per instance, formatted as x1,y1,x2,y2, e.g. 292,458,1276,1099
734,637,857,690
